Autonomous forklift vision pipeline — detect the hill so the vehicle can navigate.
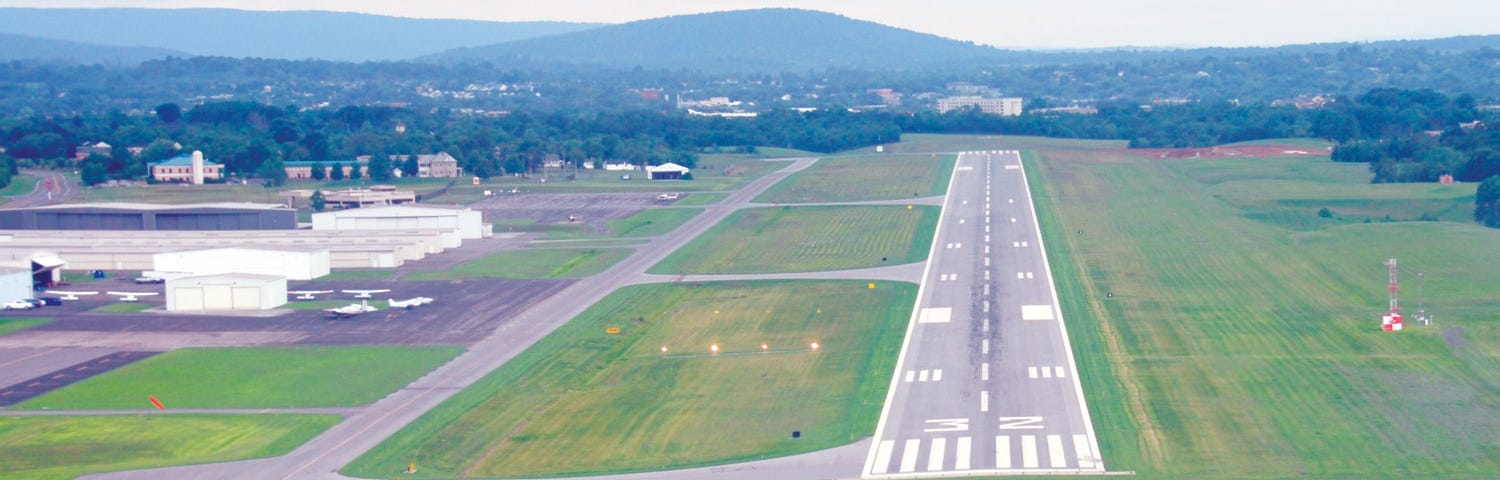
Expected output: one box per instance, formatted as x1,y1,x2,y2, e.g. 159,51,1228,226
430,8,1008,71
0,32,185,64
0,8,603,62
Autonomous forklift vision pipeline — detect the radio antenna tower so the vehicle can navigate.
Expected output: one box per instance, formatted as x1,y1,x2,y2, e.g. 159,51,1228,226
1382,258,1404,331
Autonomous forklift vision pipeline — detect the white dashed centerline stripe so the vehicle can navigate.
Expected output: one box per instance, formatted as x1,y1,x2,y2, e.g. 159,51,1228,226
982,339,989,355
900,439,920,473
981,362,989,380
928,437,946,472
980,390,989,412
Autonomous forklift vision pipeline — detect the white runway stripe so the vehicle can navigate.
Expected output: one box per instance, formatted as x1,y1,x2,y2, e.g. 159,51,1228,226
1047,435,1066,468
872,440,895,474
932,369,943,382
996,435,1012,469
905,370,915,382
927,437,946,471
1021,435,1038,468
1028,366,1037,378
1074,434,1094,469
980,390,989,412
981,362,989,380
900,439,920,472
956,436,972,470
1055,366,1066,378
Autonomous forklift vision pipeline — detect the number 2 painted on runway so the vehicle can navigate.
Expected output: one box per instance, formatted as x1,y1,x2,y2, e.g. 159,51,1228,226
997,416,1044,430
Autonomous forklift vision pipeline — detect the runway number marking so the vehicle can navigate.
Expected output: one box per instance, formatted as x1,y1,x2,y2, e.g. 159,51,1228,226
998,416,1044,430
924,418,970,432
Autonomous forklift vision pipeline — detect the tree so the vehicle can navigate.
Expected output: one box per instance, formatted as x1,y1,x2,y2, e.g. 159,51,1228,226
1476,175,1500,228
257,156,287,187
81,160,108,186
310,190,326,212
402,155,420,177
330,161,345,180
155,103,181,124
368,154,394,182
349,162,363,180
310,162,326,181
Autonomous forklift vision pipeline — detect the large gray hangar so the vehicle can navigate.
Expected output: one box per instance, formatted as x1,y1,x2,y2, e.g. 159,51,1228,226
165,273,287,312
0,202,295,231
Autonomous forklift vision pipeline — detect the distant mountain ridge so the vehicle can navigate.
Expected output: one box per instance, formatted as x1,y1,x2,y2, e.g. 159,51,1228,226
0,8,603,62
0,32,185,64
430,8,1004,71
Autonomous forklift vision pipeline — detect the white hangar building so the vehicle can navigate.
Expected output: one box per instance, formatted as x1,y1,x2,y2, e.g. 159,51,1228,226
165,273,287,312
311,205,490,249
152,247,331,281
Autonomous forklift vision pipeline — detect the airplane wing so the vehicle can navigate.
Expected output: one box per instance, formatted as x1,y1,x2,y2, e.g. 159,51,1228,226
106,291,160,296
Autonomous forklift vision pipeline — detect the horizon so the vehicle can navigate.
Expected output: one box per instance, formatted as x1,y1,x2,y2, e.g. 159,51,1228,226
0,1,1495,50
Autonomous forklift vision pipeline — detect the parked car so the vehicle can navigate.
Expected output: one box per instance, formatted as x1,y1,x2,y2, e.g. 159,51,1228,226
37,297,63,306
23,298,45,307
134,277,165,284
2,300,35,310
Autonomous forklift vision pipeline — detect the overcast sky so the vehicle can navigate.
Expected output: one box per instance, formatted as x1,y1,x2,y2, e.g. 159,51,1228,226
1,0,1495,49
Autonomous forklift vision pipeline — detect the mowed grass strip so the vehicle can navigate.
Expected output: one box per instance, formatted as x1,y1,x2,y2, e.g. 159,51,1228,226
90,302,154,313
0,317,51,336
404,248,632,280
868,133,1125,154
346,280,914,479
14,346,462,410
649,205,937,275
1029,147,1500,478
755,154,955,203
0,414,338,480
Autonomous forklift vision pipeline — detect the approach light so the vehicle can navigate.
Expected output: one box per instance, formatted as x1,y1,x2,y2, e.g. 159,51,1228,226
761,343,769,352
810,341,820,351
710,343,719,354
661,346,669,354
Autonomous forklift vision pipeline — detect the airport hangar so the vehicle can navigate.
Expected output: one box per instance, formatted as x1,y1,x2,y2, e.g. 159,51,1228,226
1,203,493,307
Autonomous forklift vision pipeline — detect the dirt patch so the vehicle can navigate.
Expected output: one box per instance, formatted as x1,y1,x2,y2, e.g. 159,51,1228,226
1121,145,1332,160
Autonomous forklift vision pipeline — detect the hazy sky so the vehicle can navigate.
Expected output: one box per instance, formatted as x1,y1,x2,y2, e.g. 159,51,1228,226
1,0,1495,48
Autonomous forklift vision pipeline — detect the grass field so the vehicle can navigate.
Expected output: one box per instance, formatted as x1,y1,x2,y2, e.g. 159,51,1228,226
0,414,339,480
859,133,1125,154
404,248,632,280
90,302,154,313
672,192,727,206
755,154,955,203
649,205,938,275
0,173,39,197
1027,147,1500,478
493,208,703,240
0,317,51,336
14,346,462,410
437,159,782,204
345,280,915,478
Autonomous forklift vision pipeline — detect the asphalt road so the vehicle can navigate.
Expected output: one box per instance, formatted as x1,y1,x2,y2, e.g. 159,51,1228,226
4,169,75,207
81,157,820,480
861,151,1104,478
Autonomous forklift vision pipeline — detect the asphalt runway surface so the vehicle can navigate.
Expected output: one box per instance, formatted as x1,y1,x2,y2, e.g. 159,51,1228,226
862,151,1104,478
0,351,158,407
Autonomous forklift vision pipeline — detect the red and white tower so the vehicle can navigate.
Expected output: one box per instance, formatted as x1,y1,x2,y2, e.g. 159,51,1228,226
1382,258,1403,331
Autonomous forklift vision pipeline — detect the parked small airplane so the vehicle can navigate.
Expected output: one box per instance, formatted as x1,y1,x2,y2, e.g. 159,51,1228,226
388,297,435,309
324,300,379,318
289,290,335,300
46,290,99,301
342,289,392,299
106,291,159,302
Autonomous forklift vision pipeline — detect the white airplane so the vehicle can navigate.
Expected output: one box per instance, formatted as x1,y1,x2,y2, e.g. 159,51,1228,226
342,289,392,299
324,300,379,318
289,290,335,300
47,290,99,301
106,291,159,302
388,297,434,309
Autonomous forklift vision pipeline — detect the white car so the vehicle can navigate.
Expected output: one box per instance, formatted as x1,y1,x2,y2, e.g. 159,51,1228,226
2,300,35,310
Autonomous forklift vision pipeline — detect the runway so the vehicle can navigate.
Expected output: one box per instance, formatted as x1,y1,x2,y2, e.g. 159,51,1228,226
862,151,1104,477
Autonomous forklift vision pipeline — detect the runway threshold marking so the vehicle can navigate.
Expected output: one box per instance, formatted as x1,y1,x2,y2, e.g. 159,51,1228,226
956,436,972,470
927,438,947,471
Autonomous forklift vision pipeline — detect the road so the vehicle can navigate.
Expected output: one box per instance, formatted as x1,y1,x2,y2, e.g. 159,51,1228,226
861,151,1104,478
4,169,75,208
82,157,821,480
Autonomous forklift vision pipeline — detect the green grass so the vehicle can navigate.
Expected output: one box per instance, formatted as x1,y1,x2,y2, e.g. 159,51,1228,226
672,192,727,206
316,270,396,281
404,248,632,280
436,160,781,204
1027,147,1500,478
14,346,462,410
0,317,51,336
0,173,39,197
90,302,154,313
1221,137,1334,149
649,205,937,275
499,208,703,240
345,280,915,479
0,414,339,480
862,133,1125,154
755,154,955,203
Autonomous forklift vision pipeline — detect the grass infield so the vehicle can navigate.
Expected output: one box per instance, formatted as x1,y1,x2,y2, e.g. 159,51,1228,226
1028,146,1500,478
14,346,462,410
345,280,915,478
0,317,51,336
755,154,955,204
649,205,938,275
404,248,632,280
0,414,339,480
